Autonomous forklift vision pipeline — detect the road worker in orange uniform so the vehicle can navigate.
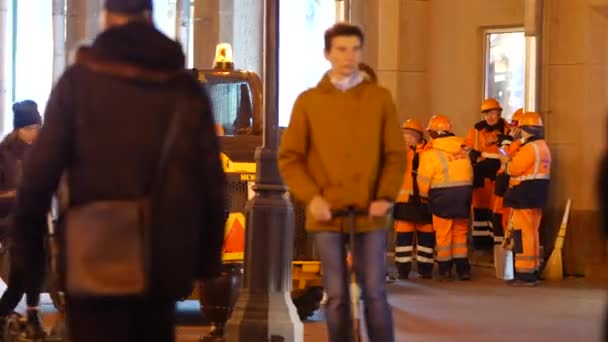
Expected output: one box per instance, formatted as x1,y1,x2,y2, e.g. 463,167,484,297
492,108,524,245
500,112,551,286
393,119,434,279
418,115,474,281
465,98,510,250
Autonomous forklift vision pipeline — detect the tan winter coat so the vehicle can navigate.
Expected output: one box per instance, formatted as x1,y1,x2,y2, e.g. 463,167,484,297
278,74,407,232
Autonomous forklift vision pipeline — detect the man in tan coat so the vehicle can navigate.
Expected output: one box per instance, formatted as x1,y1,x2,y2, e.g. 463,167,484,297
278,23,406,342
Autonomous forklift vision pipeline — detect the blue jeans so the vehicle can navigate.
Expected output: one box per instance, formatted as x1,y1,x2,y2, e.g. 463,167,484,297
314,230,395,342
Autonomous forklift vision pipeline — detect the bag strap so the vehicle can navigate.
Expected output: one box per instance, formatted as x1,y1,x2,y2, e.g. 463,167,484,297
411,149,422,204
146,77,191,194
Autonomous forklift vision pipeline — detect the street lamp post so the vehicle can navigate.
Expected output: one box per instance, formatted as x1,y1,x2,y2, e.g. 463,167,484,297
224,0,303,341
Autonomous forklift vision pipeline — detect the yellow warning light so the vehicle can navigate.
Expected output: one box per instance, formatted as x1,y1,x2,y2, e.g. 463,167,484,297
213,43,234,70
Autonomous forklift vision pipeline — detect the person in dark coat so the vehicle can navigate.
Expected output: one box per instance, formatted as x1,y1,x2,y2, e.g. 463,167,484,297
0,100,44,338
11,1,226,341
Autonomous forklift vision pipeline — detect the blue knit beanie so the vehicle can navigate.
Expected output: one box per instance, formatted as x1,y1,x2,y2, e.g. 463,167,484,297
104,0,153,14
12,100,42,130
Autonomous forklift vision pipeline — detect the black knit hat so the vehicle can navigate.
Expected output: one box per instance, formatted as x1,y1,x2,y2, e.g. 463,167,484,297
12,100,42,130
104,0,153,14
521,125,544,138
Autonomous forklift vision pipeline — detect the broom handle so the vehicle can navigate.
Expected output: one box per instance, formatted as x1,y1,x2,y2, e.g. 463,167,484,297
502,209,515,249
554,199,572,250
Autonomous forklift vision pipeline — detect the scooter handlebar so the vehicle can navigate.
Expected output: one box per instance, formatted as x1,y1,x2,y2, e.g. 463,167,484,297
331,207,368,218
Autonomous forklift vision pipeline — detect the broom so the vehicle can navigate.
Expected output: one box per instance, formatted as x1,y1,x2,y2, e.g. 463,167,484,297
542,199,572,281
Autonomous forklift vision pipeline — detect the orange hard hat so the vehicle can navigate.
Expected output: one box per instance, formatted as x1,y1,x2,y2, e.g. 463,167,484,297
401,119,423,133
518,112,543,127
511,108,523,124
426,114,453,132
481,98,502,113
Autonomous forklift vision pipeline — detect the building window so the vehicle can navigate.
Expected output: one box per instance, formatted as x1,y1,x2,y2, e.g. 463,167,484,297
1,0,15,133
153,0,194,68
13,0,53,121
278,0,336,126
153,0,177,40
484,29,526,121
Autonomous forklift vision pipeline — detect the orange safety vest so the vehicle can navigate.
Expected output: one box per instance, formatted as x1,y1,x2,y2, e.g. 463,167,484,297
396,142,426,203
464,119,510,157
418,136,473,218
494,138,523,196
504,137,551,208
394,142,431,223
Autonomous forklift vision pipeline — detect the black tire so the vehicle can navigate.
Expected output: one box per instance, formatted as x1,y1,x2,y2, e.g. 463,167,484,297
291,286,323,321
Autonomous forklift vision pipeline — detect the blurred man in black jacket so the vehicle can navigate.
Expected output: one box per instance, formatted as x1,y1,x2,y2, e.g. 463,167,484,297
11,1,225,341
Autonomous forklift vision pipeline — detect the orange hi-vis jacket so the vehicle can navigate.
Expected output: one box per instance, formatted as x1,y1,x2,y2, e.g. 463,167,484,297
464,119,509,157
394,142,432,224
397,142,426,203
504,137,551,209
504,138,522,157
464,119,509,186
494,138,522,197
418,136,473,219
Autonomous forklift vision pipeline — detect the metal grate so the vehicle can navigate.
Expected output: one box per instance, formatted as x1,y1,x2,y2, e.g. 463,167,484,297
226,177,249,218
224,176,317,261
292,197,315,260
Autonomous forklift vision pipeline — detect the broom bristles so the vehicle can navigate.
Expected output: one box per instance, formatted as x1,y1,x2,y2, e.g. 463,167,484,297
541,199,571,281
542,249,563,281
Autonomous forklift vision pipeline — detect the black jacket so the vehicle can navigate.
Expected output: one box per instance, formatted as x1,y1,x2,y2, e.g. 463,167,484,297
0,135,31,238
12,22,226,299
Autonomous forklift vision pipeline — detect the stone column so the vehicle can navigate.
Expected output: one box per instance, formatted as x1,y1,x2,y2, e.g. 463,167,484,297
66,0,102,61
193,0,219,69
53,0,67,83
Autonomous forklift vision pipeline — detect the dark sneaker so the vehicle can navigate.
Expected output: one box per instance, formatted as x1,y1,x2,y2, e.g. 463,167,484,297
437,272,452,282
0,315,7,341
396,263,411,280
23,308,46,339
507,279,539,287
457,271,471,281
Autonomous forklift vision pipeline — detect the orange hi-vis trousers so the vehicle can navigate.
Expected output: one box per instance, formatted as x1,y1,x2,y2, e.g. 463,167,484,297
492,196,511,245
433,216,469,276
394,220,435,277
511,208,542,282
472,178,495,249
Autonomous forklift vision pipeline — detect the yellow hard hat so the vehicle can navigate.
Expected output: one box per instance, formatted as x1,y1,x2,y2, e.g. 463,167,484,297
401,119,423,133
481,98,502,113
518,112,543,127
426,115,453,132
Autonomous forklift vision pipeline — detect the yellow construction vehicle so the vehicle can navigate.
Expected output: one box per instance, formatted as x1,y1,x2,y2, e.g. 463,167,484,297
189,44,323,320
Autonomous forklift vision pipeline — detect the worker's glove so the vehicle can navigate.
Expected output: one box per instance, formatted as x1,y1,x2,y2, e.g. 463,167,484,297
468,149,482,163
497,134,513,148
369,200,393,218
308,195,332,222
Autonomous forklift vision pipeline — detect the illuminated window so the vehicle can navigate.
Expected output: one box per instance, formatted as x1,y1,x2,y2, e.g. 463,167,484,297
279,0,336,126
153,0,177,40
13,0,53,122
1,0,15,133
153,0,193,68
484,29,526,122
